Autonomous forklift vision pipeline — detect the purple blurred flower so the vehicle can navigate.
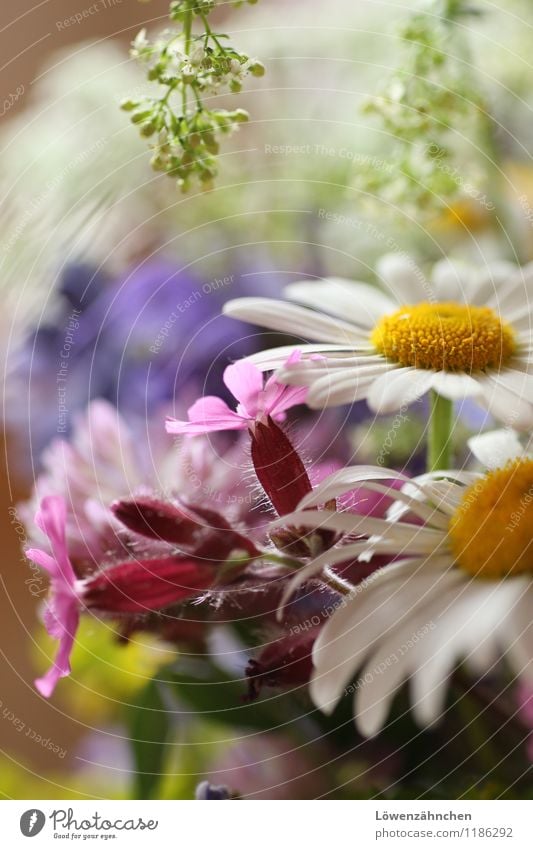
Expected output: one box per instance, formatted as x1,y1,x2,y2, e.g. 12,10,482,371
7,257,288,470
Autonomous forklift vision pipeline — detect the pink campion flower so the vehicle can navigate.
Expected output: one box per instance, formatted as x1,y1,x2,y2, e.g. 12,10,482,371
27,494,257,697
26,496,82,699
165,353,308,436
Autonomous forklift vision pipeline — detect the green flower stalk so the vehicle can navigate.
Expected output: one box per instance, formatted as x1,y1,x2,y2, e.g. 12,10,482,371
122,0,264,191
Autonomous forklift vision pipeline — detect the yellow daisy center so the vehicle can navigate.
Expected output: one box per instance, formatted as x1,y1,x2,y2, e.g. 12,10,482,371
449,459,533,578
370,302,516,372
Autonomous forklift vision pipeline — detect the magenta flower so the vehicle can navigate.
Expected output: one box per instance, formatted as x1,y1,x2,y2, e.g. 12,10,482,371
26,496,82,698
166,353,308,436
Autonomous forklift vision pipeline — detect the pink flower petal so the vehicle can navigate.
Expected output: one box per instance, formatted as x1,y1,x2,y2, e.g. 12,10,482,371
35,604,79,698
27,496,80,698
166,397,246,435
223,359,263,415
262,351,307,418
34,496,76,584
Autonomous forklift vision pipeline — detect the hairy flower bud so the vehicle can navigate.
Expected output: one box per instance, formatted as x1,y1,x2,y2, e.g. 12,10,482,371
250,417,313,517
83,555,217,614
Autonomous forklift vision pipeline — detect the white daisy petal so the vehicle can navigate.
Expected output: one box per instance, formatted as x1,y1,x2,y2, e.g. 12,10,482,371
357,635,425,736
358,482,451,529
270,508,447,551
278,540,378,612
303,364,394,408
491,368,533,399
367,368,435,414
468,429,525,469
410,579,514,726
430,371,482,400
357,582,461,735
471,262,518,306
486,264,533,312
299,465,411,508
248,344,359,371
223,298,367,344
375,253,427,304
479,378,533,431
310,559,429,713
285,278,395,328
431,259,471,301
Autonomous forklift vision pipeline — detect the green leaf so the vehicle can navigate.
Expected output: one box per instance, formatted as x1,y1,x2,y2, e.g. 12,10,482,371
165,664,284,732
126,677,172,799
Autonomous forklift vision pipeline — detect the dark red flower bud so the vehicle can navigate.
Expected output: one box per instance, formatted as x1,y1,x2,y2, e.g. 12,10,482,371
111,497,259,560
250,416,313,516
111,498,202,546
190,504,259,560
83,556,217,614
245,631,316,700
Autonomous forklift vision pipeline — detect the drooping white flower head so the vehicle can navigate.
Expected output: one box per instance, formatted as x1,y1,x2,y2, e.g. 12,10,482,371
224,255,533,429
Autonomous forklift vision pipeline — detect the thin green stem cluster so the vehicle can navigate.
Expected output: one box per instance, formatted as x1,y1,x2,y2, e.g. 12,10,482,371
122,0,264,192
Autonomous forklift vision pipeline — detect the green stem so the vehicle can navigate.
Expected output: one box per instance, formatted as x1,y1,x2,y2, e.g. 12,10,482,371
427,390,454,472
262,553,355,597
183,6,193,52
199,10,227,53
181,6,193,114
261,552,301,571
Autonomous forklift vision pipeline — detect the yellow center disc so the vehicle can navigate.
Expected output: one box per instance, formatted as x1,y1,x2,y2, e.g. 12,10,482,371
371,302,516,373
449,459,533,578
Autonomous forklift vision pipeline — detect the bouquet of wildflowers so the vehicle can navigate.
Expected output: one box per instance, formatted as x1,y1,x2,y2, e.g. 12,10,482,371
12,0,533,801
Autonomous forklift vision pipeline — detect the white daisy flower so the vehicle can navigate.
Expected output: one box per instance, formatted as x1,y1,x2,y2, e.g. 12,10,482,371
223,254,533,429
268,430,533,736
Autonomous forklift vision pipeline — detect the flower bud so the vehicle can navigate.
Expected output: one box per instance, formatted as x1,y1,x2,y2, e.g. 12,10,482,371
245,632,315,700
83,555,217,614
250,417,312,517
248,60,265,78
112,497,202,546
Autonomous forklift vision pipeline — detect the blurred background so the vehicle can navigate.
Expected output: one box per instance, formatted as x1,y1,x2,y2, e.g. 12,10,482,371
1,0,533,799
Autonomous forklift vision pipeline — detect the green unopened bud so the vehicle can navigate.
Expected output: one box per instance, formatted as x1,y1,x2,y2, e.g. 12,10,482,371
232,108,249,123
203,132,220,154
131,110,153,124
140,121,157,137
150,154,166,171
248,60,265,78
229,79,242,93
147,65,163,82
120,99,139,112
